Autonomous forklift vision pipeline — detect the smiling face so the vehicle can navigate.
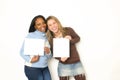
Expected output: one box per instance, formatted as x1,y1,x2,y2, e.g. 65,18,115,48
34,18,46,32
47,19,59,33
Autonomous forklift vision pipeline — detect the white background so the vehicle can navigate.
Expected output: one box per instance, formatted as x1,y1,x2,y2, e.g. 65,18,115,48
0,0,120,80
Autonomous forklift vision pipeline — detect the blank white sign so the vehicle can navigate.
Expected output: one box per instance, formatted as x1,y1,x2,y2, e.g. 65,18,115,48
24,38,45,55
53,38,70,57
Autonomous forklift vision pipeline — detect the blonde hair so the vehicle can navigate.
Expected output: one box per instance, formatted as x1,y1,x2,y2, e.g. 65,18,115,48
46,16,66,43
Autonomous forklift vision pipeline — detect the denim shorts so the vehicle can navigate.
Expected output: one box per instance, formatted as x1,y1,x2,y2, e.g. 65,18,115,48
58,62,85,77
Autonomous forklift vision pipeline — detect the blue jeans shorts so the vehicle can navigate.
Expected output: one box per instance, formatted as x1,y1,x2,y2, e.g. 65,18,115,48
58,62,85,77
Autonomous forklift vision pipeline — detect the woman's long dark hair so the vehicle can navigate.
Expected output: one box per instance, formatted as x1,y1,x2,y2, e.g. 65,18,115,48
29,15,46,33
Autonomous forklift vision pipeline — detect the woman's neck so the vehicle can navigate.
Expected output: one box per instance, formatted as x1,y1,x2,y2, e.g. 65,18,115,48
54,30,63,38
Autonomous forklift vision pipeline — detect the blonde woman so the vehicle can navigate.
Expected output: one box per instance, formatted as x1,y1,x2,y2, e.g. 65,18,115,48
46,16,86,80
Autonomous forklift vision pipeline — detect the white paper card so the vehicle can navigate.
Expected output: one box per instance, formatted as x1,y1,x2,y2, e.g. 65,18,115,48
24,38,45,55
53,38,70,57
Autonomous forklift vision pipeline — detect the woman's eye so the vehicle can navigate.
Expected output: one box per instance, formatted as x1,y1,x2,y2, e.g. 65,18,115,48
48,24,51,27
37,24,41,26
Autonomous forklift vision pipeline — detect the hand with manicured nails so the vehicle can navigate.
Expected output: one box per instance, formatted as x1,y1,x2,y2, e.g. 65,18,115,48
61,57,68,62
30,55,40,63
44,47,50,54
64,35,72,40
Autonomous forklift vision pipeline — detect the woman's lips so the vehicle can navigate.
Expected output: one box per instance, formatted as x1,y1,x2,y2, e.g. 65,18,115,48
52,27,57,31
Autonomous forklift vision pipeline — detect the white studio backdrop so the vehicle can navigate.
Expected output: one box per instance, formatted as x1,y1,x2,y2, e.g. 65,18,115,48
0,0,120,80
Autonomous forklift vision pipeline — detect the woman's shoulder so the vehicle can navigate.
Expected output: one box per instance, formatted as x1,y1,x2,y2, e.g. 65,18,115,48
25,32,35,38
64,27,73,31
